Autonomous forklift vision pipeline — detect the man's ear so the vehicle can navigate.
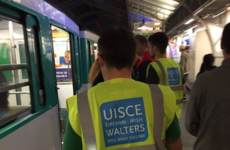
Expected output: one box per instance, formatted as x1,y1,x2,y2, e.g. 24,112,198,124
98,53,104,67
154,46,158,53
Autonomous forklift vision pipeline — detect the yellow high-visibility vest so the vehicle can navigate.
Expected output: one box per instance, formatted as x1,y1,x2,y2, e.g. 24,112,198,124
67,78,177,150
147,58,184,119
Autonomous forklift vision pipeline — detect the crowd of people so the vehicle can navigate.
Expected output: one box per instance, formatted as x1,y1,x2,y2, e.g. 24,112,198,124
63,22,230,150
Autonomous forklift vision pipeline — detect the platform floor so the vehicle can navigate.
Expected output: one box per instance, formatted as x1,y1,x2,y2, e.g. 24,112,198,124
180,99,196,150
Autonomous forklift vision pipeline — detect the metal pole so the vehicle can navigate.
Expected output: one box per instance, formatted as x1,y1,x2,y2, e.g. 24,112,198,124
138,0,140,23
9,21,21,105
130,0,133,30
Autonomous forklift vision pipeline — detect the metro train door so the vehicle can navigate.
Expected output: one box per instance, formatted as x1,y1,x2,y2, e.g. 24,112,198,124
87,40,94,68
50,25,76,110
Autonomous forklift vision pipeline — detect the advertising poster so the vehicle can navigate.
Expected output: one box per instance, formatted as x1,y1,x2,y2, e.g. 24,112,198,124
167,38,178,59
53,42,72,81
182,34,190,46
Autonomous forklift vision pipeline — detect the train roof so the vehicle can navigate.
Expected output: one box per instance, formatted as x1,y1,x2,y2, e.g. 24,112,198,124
13,0,80,34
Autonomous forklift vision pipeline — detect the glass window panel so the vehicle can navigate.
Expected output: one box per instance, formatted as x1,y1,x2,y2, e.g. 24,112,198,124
0,18,31,126
0,86,31,121
0,69,28,88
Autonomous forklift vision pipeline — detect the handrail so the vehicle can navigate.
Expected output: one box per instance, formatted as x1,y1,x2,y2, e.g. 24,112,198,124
0,82,29,93
9,91,30,94
0,64,27,71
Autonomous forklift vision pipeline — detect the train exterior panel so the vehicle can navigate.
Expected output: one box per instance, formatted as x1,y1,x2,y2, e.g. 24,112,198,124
0,0,99,149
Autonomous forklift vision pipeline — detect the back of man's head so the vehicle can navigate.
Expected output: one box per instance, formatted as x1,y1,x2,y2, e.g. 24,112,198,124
148,32,168,54
135,35,147,46
222,23,230,55
98,27,136,70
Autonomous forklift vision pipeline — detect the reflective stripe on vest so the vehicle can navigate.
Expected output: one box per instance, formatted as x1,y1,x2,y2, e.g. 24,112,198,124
155,60,183,104
77,85,166,150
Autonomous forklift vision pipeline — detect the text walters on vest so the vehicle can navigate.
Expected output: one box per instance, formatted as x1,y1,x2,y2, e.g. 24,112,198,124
100,97,148,147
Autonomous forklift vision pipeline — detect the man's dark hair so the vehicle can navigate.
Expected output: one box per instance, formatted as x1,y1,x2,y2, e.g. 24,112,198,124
98,27,136,70
148,32,168,54
135,35,147,45
222,23,230,54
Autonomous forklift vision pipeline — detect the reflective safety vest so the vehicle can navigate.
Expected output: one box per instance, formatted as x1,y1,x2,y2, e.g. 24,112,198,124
147,58,184,119
66,78,177,150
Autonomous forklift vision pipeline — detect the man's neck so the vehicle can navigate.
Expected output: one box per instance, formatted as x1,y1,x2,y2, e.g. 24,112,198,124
155,53,167,60
104,68,132,81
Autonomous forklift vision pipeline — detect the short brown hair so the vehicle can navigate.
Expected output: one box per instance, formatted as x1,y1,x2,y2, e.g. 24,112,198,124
98,27,136,70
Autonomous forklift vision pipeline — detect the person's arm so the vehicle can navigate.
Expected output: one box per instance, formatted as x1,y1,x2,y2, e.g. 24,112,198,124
185,77,203,136
179,54,185,69
166,137,182,150
181,67,186,97
145,64,159,84
63,117,82,150
165,115,182,150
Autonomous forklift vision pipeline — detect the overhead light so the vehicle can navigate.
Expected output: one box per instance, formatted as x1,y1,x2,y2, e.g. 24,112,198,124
94,43,98,46
137,19,152,30
185,19,195,25
194,8,204,16
154,22,161,26
162,5,175,10
148,28,153,31
212,11,226,18
191,25,198,29
137,25,152,30
155,27,160,31
165,0,179,5
227,7,230,11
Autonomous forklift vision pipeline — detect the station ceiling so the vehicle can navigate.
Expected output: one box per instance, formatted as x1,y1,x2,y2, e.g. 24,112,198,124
44,0,130,35
45,0,230,36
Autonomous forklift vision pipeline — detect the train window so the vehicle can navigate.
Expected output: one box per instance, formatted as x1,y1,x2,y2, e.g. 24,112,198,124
51,25,74,109
0,18,31,126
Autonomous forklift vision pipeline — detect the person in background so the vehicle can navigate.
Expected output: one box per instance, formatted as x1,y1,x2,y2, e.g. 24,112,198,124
64,50,71,64
179,45,189,101
89,59,104,87
186,23,230,150
132,35,155,82
197,53,216,78
146,32,185,120
63,27,182,150
0,66,9,120
179,45,188,74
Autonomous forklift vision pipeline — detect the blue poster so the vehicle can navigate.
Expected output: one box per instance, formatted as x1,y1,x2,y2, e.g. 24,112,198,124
167,68,180,86
56,68,72,81
100,97,148,147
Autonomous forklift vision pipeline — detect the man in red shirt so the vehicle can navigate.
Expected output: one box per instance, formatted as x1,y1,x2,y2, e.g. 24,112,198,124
132,35,155,82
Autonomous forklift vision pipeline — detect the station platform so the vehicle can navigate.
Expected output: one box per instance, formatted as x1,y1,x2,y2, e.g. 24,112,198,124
180,100,196,150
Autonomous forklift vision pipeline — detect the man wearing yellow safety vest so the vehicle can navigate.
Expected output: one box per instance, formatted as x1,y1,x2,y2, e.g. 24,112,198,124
146,32,185,119
63,27,182,150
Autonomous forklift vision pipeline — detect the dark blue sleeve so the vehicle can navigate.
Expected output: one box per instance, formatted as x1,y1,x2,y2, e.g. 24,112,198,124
146,65,159,84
